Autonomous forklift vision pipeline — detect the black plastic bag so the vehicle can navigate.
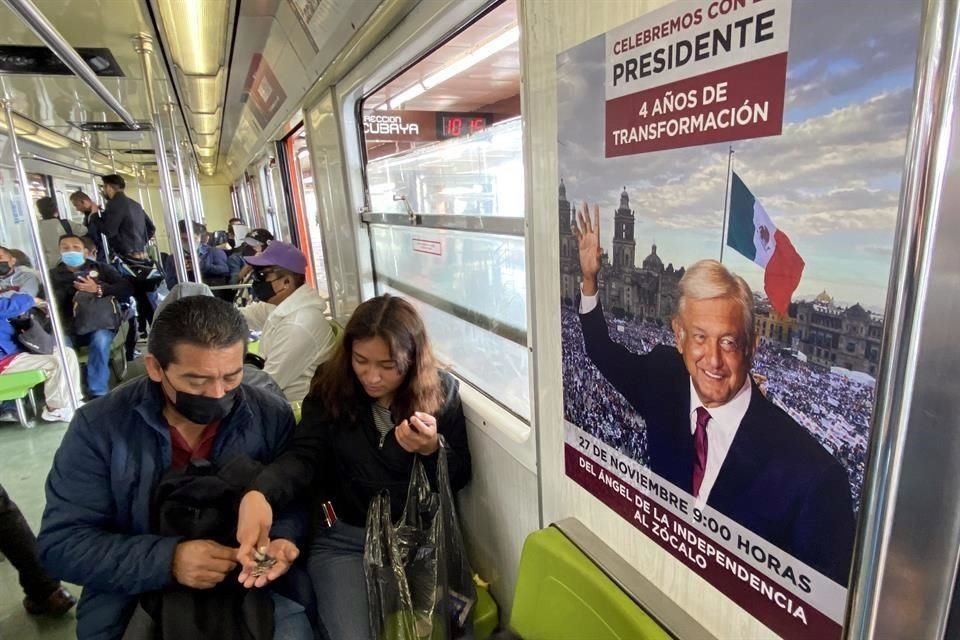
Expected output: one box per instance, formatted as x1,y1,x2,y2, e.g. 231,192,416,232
364,440,476,640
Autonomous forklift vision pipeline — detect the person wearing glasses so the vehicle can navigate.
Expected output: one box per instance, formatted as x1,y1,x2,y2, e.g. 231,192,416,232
240,241,335,403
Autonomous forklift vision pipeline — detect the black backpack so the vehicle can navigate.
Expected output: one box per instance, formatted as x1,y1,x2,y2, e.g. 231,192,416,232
72,291,122,335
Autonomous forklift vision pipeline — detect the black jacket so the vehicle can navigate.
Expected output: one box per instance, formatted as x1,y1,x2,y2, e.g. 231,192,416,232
102,191,155,256
49,259,133,335
579,300,855,585
254,370,471,527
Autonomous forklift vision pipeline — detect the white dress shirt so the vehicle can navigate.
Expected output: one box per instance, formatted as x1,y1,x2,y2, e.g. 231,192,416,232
579,287,753,503
240,284,336,403
689,377,751,505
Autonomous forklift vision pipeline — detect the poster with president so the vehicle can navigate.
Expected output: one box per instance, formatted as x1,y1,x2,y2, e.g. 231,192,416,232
558,0,920,638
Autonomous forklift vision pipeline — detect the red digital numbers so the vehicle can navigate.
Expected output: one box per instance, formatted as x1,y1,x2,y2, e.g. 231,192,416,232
445,117,463,137
441,115,488,138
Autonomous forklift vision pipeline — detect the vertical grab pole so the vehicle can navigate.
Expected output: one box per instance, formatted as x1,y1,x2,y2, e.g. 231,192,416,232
80,134,111,260
165,103,202,283
1,77,80,411
133,33,188,284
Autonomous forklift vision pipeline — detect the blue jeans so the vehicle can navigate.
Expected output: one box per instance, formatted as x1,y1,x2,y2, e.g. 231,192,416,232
71,329,115,397
272,592,314,640
308,521,370,640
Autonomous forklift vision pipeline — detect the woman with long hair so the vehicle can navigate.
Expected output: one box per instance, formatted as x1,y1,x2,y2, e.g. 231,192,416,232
236,294,471,640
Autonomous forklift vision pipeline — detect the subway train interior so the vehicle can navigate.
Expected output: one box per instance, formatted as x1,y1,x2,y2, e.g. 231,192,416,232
0,0,958,638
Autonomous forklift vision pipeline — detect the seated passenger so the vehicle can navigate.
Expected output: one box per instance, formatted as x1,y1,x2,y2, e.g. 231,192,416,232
0,288,81,423
37,196,86,269
0,481,76,616
239,241,335,403
229,228,273,285
38,296,313,639
237,294,472,640
164,221,229,291
121,282,285,399
0,246,42,297
49,234,133,399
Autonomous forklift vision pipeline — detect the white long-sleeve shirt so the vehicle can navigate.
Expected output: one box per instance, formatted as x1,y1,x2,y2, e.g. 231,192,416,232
241,285,336,403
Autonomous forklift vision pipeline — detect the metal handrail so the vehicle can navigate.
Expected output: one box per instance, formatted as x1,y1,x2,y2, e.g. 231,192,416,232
1,0,139,129
362,211,524,237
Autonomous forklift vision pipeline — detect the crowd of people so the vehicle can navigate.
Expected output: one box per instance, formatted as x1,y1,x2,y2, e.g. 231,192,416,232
560,305,875,511
0,173,349,631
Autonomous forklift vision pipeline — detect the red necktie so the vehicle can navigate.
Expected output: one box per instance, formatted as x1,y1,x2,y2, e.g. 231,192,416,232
692,407,710,498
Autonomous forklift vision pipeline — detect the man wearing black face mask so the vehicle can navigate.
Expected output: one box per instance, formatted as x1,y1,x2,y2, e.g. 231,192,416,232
38,296,314,639
240,241,335,403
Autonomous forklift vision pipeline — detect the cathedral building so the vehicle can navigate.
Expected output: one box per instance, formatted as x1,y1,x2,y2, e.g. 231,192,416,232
559,180,682,324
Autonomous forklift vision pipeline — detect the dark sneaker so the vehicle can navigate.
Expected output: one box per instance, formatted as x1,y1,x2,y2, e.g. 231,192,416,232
23,586,77,616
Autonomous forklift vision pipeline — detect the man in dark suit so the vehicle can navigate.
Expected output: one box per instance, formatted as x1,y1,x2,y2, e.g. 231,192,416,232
573,203,855,585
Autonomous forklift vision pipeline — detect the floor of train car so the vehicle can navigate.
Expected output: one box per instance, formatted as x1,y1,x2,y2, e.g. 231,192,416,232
0,420,77,639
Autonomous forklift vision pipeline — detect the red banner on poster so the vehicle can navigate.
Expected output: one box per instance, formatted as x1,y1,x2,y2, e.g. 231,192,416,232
565,443,841,639
605,53,787,156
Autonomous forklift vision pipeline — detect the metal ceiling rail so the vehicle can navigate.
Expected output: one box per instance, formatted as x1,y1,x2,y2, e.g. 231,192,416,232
1,0,140,129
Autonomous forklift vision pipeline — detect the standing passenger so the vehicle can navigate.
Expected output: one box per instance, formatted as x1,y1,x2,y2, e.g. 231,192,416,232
239,241,335,403
236,294,472,640
100,174,158,336
70,190,107,262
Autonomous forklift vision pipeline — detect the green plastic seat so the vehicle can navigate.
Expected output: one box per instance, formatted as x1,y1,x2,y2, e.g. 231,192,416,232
474,581,498,640
0,369,46,426
510,527,671,640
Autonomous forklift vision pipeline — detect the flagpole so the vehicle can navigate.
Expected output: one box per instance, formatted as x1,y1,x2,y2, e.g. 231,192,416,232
719,146,734,263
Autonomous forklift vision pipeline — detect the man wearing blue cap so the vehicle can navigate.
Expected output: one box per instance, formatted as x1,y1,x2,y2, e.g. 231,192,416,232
241,241,335,403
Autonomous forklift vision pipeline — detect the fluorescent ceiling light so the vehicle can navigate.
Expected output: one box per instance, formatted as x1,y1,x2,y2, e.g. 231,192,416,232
384,25,519,109
423,26,519,89
157,0,229,75
387,82,427,110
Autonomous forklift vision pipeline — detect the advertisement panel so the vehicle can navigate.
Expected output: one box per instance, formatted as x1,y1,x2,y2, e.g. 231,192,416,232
558,0,920,637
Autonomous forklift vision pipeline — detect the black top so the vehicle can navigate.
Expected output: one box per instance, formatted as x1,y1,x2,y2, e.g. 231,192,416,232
101,191,155,256
253,369,472,527
49,260,132,334
579,299,855,585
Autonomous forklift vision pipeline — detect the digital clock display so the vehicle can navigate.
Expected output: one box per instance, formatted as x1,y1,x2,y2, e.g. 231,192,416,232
437,113,493,139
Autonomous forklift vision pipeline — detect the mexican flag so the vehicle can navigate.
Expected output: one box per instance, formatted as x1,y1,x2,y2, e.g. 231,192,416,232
726,172,804,315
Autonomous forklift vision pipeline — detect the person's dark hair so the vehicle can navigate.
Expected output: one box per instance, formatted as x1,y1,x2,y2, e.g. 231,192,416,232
229,217,244,225
102,174,125,190
69,190,93,205
5,248,31,268
80,236,97,254
312,294,442,421
36,196,58,220
58,234,84,245
177,219,206,235
148,296,249,369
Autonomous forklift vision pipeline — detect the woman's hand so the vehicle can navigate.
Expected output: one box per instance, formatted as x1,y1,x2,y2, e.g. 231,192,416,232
236,491,273,585
395,411,440,455
238,538,299,589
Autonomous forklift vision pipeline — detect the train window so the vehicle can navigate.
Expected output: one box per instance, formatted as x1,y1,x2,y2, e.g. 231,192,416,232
358,0,527,417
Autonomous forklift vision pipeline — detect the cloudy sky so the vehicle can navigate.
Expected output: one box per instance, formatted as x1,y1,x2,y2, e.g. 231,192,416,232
557,0,921,311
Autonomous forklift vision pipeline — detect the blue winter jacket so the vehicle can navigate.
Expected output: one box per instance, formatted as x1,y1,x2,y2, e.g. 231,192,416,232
0,293,33,357
164,245,229,290
38,377,304,639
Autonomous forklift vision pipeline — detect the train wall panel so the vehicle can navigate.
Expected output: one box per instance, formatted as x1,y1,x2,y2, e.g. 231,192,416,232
459,416,540,619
